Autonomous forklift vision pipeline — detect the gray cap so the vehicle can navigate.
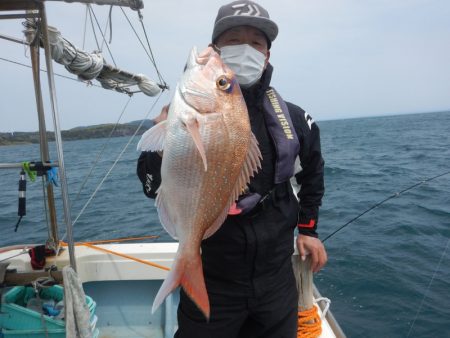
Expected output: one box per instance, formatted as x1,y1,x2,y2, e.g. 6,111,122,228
212,1,278,47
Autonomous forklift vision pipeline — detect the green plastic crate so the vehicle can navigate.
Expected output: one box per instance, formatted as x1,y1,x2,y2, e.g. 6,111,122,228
0,285,96,334
0,328,99,338
0,328,66,338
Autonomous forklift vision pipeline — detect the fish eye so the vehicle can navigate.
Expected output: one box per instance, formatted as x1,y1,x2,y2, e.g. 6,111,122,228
216,76,231,91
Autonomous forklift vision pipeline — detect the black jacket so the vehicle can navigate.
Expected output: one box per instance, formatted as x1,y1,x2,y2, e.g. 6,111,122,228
137,64,324,237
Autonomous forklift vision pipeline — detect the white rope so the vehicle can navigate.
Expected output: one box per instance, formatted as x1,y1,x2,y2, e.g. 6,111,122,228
63,266,92,338
46,27,161,96
315,297,331,319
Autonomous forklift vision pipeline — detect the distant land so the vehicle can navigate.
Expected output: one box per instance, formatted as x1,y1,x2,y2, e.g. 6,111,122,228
0,120,154,146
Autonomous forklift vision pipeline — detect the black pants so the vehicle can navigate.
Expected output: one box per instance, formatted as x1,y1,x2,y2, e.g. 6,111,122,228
175,273,298,338
175,186,299,338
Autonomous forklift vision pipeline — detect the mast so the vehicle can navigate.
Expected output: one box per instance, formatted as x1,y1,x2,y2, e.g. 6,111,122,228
24,10,60,251
0,1,78,270
38,2,77,270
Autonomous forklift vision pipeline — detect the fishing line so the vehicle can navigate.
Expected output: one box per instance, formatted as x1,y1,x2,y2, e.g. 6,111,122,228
322,170,450,243
406,237,449,337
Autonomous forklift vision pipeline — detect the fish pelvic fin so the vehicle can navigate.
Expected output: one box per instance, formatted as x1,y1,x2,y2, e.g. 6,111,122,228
137,120,167,152
152,253,210,321
186,119,208,172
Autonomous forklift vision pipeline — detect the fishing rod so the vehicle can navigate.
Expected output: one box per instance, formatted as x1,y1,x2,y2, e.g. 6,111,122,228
322,170,450,243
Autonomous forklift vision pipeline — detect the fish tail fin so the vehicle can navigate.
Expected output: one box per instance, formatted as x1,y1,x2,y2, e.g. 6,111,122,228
152,253,210,320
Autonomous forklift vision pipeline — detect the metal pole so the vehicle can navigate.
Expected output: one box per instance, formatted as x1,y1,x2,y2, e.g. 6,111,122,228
39,3,77,271
0,33,29,45
44,0,144,10
26,16,60,250
0,162,59,170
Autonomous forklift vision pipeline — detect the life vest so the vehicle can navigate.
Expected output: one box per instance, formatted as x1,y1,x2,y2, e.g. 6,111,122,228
229,87,300,215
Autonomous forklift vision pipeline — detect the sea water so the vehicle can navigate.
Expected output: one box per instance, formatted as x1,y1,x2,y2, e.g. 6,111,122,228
0,111,449,337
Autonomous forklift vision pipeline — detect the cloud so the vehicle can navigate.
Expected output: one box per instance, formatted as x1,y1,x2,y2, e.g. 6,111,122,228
1,0,449,131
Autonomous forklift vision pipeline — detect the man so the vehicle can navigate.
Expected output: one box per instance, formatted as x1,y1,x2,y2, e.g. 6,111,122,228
137,1,327,337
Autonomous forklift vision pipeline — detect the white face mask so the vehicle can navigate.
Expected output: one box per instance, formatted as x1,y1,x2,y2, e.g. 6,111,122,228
219,44,266,88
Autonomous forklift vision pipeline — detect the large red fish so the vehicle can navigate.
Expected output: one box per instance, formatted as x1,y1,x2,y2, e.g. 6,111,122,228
138,46,261,320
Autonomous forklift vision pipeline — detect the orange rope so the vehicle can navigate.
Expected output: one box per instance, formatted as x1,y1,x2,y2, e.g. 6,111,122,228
80,242,170,271
59,237,170,272
297,306,322,338
61,235,159,246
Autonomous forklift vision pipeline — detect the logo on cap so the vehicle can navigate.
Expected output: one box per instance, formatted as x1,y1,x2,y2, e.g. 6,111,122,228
232,3,261,17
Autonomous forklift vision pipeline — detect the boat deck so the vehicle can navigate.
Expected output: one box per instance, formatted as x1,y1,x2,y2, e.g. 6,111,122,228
0,243,344,337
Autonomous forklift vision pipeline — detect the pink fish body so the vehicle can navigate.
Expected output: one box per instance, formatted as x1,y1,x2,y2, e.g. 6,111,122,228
137,46,261,320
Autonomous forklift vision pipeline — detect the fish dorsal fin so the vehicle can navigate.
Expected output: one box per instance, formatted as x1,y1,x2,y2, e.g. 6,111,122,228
155,188,178,240
230,131,262,203
137,120,167,152
202,132,261,239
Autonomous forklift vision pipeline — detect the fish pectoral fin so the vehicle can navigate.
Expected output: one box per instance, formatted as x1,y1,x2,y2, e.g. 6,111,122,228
137,120,167,152
152,253,210,321
186,119,208,171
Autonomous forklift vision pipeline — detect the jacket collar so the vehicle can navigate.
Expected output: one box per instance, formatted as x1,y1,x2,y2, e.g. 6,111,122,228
242,63,273,105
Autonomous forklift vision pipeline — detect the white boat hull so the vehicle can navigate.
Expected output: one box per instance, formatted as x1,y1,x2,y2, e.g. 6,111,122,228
0,243,344,338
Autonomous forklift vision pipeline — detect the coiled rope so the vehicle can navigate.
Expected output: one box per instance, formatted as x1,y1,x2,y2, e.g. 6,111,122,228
297,297,330,338
298,306,321,338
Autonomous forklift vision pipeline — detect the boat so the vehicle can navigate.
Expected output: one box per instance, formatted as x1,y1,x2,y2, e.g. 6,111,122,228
0,1,346,337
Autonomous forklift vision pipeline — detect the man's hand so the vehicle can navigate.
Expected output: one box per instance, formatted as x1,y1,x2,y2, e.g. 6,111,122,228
154,104,169,124
154,105,169,157
296,235,327,273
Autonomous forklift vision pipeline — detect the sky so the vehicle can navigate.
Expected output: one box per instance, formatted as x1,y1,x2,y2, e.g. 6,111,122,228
0,0,449,132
